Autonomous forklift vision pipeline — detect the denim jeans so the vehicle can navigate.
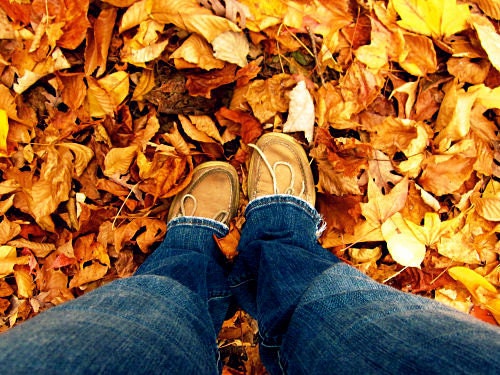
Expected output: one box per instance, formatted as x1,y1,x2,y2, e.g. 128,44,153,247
0,195,498,374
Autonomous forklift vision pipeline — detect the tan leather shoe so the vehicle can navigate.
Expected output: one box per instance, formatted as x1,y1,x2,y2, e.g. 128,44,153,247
247,133,315,205
168,161,240,225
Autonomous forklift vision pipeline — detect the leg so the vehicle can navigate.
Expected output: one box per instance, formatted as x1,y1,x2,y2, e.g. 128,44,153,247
230,133,500,374
0,162,240,375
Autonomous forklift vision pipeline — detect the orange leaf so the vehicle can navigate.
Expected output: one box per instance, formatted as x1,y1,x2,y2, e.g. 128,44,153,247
185,64,237,98
216,107,263,144
69,262,108,288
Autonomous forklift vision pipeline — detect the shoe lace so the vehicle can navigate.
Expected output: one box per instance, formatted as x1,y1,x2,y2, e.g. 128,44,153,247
248,143,305,196
179,194,229,223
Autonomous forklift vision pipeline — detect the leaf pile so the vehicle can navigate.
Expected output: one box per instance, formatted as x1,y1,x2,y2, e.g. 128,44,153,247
0,0,499,371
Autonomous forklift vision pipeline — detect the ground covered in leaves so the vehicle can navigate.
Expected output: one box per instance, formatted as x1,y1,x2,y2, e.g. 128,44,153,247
0,0,499,373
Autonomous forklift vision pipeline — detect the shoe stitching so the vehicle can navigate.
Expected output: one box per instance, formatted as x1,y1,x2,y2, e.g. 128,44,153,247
249,143,306,197
174,167,236,223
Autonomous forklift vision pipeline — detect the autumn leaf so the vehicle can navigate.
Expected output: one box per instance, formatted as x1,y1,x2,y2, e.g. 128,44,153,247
170,34,225,70
0,110,8,157
146,0,241,42
103,145,139,177
282,81,315,143
391,0,470,38
0,246,29,278
362,175,409,224
381,213,426,267
1,0,500,360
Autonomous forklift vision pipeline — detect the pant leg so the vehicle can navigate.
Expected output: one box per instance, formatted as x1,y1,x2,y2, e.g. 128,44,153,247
0,217,231,375
229,195,500,374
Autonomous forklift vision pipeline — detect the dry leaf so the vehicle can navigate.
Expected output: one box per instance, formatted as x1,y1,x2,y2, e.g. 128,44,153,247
170,34,225,70
392,0,470,38
212,31,249,67
361,175,409,224
103,145,139,177
282,81,315,143
0,110,8,157
69,262,108,288
381,212,426,267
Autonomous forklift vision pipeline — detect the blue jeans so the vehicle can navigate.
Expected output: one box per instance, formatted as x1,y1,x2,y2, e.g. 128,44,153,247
0,196,498,374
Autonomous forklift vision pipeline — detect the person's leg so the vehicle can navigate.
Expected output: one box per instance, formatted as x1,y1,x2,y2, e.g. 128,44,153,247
0,161,239,375
230,133,500,374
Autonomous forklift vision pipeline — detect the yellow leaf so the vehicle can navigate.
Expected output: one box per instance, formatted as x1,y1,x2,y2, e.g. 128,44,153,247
86,77,115,118
58,143,94,177
434,85,480,151
0,246,29,278
99,71,130,108
471,192,500,222
103,145,139,177
399,33,437,76
471,13,500,71
69,262,108,288
179,114,216,143
361,175,409,224
14,268,34,298
7,239,56,258
119,0,149,33
122,39,169,67
189,115,223,143
0,109,8,157
448,266,497,300
170,34,225,71
132,69,156,101
87,72,129,117
381,213,426,267
391,0,470,38
437,229,481,264
212,31,249,67
146,0,241,42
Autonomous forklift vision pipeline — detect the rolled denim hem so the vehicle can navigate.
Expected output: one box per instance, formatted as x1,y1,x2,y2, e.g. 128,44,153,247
167,216,229,237
245,195,324,237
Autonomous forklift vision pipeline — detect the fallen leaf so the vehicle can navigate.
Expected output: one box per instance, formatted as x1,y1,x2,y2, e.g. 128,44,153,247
170,34,225,70
103,145,139,177
381,212,426,267
0,110,8,156
69,262,108,289
212,31,249,67
282,81,315,143
471,13,500,71
361,175,409,224
185,64,237,98
0,246,30,277
392,0,470,38
14,267,34,298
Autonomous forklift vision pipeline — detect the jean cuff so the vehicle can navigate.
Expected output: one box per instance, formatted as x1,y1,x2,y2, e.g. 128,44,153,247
245,195,325,237
167,216,229,238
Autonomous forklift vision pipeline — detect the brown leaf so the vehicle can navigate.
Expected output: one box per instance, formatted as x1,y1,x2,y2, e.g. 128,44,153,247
317,194,362,235
85,7,117,77
69,262,108,288
185,64,237,98
31,0,91,50
245,74,294,123
419,154,476,196
214,223,240,260
215,107,263,144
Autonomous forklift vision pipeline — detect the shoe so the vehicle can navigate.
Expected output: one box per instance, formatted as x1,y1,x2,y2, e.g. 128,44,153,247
247,132,315,205
168,161,240,225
